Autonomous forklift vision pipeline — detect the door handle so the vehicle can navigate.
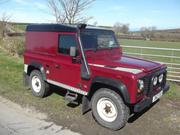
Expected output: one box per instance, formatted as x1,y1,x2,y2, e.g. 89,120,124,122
55,64,60,69
46,65,49,69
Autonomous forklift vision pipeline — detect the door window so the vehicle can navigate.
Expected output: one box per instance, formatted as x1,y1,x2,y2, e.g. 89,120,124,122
58,35,77,55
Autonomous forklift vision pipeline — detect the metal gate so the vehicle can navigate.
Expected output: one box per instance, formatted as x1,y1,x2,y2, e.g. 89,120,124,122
121,45,180,82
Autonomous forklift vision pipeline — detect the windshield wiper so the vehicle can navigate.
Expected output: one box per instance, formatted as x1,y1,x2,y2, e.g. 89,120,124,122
93,44,99,52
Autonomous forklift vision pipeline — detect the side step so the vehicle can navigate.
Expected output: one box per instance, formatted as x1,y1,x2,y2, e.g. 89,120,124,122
65,91,78,105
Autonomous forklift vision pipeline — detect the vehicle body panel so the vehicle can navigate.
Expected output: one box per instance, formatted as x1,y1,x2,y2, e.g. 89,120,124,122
24,24,168,105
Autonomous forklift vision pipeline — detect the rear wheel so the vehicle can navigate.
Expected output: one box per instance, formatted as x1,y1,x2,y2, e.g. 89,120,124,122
30,70,50,98
91,88,129,130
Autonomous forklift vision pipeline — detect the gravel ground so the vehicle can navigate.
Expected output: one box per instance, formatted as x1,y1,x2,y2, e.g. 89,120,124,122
49,97,180,135
0,96,81,135
0,95,179,135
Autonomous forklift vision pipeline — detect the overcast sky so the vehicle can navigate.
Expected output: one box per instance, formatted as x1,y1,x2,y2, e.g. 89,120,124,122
0,0,180,30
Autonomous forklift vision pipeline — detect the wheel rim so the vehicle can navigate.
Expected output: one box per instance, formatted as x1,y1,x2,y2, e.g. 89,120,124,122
31,76,41,93
97,97,118,122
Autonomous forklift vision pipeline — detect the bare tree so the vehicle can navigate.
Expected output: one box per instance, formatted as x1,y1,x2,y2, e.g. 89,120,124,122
48,0,95,24
0,0,11,38
48,0,66,23
0,12,11,38
121,24,129,34
113,22,129,34
140,27,148,40
140,26,157,40
150,26,157,38
113,22,121,35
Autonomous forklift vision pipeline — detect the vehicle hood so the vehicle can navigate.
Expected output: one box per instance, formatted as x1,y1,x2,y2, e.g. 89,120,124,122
89,55,162,74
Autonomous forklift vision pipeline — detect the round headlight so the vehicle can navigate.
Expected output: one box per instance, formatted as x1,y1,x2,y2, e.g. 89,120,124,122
138,80,144,91
159,74,164,83
153,77,158,86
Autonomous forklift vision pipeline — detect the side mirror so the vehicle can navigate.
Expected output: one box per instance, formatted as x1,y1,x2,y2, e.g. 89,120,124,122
70,46,77,57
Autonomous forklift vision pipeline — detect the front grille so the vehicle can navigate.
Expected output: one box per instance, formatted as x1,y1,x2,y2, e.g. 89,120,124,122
142,68,167,96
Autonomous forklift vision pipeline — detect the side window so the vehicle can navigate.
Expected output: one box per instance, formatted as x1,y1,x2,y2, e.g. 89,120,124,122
58,35,77,55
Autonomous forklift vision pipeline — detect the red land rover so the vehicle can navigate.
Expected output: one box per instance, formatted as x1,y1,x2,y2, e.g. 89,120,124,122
23,24,169,130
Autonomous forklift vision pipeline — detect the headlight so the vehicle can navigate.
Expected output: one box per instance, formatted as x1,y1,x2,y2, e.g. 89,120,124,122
153,76,158,86
138,80,144,93
159,74,164,83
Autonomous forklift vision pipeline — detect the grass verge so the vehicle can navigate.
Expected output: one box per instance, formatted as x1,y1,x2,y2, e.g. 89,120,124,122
120,39,180,49
0,49,81,121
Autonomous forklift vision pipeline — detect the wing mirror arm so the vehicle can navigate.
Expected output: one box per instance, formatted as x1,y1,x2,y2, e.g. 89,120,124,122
70,46,77,57
70,46,81,64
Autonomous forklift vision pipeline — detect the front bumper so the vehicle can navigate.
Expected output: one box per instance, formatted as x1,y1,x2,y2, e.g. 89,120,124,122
134,84,170,112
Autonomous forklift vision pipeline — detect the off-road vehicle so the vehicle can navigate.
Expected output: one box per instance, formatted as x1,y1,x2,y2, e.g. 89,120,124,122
23,24,169,130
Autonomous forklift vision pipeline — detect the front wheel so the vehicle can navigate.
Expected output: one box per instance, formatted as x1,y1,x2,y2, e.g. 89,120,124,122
91,88,129,130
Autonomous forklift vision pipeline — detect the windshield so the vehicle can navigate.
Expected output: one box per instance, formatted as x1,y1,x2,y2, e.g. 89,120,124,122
80,30,119,50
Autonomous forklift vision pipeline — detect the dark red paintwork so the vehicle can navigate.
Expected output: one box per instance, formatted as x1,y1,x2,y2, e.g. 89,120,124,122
24,31,166,104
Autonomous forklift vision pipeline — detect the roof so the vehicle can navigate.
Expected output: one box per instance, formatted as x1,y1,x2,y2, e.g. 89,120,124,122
26,24,77,32
26,24,112,32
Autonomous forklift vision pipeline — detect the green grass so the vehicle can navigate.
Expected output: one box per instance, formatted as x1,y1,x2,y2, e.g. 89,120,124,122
120,40,180,60
165,82,180,98
12,23,27,31
120,39,180,49
0,48,179,102
0,49,81,118
119,39,180,69
0,38,180,118
0,37,179,131
0,46,179,128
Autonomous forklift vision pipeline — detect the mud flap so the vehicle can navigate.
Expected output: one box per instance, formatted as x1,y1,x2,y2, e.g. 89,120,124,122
82,96,91,114
23,72,30,87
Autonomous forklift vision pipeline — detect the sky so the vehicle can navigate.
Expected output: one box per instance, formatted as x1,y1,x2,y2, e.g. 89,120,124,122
0,0,180,30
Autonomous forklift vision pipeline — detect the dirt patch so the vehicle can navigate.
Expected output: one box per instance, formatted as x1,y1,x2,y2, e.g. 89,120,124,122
0,96,81,135
1,88,180,135
2,88,179,135
0,84,179,135
47,98,180,135
0,96,47,120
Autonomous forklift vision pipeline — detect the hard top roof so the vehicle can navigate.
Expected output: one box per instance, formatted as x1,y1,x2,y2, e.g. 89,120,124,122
26,24,113,32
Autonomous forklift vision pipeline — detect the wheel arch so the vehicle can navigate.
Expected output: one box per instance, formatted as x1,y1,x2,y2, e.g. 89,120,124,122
88,76,130,104
82,76,130,114
27,62,46,81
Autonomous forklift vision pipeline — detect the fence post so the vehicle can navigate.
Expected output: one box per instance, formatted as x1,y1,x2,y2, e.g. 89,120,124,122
140,47,143,58
170,49,174,73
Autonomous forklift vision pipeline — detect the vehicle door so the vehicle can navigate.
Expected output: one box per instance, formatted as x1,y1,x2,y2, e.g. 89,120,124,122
51,33,82,91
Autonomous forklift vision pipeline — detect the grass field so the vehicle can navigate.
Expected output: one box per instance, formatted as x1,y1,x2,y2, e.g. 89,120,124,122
0,49,81,118
12,23,27,31
0,47,179,102
0,38,180,94
120,39,180,49
0,47,179,124
119,39,180,69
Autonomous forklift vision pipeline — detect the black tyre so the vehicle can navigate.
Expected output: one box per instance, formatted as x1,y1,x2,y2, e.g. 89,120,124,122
91,88,129,130
30,70,50,98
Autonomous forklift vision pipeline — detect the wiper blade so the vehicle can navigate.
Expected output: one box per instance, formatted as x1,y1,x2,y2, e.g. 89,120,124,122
93,45,99,52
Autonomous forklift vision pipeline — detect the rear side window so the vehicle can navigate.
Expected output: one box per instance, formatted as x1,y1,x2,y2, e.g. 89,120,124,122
58,35,77,55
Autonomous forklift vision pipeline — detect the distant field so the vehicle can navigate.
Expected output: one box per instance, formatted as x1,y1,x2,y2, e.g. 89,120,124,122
10,23,28,32
119,39,180,64
119,39,180,82
120,39,180,49
14,24,27,31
